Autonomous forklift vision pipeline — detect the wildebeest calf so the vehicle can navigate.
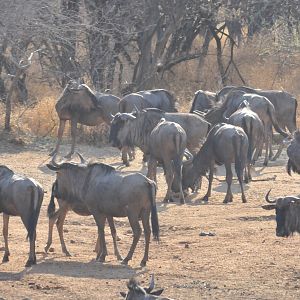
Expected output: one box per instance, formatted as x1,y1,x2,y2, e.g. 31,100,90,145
0,165,44,267
262,189,300,237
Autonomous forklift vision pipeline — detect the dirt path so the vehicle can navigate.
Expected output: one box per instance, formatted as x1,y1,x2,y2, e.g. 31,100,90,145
0,140,300,299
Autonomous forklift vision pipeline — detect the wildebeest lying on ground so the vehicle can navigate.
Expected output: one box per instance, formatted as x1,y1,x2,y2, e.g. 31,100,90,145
147,118,187,203
262,190,300,237
216,85,297,160
120,275,174,300
176,123,249,203
0,165,44,267
50,79,121,158
109,108,210,166
190,89,216,112
47,155,159,267
287,130,300,175
44,158,122,260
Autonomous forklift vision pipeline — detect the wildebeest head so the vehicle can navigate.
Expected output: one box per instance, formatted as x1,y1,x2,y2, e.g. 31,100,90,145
109,112,137,149
120,275,165,300
287,130,300,175
262,189,300,237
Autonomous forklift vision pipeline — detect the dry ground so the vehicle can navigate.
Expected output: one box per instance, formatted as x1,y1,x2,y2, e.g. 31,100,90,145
0,139,300,300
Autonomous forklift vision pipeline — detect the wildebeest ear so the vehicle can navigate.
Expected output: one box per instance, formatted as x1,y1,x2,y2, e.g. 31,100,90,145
150,288,164,296
120,292,126,298
46,163,59,171
262,204,276,210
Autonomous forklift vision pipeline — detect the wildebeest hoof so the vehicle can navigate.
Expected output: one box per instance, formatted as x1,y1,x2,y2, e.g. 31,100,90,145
25,258,36,267
263,161,268,166
163,198,169,203
2,255,9,263
242,197,247,203
116,254,124,261
121,258,129,265
96,256,106,263
202,195,209,202
64,153,73,160
140,260,147,267
64,251,71,257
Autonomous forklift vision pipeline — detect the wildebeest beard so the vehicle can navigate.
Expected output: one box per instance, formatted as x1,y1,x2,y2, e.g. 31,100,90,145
280,202,300,237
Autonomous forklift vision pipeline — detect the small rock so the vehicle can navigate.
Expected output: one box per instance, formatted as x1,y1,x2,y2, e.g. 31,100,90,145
70,240,75,244
184,243,189,249
49,247,55,252
199,231,215,237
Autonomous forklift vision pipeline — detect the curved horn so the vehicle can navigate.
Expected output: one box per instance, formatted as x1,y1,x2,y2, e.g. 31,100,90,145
76,152,86,164
265,189,276,203
50,153,62,168
148,274,155,292
183,149,193,162
134,104,140,113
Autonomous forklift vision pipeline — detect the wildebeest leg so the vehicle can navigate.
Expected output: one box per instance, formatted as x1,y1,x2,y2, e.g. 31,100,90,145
65,119,77,159
94,213,107,262
121,146,129,166
202,164,214,202
107,216,123,261
236,164,247,203
147,156,157,183
269,131,274,159
49,119,66,156
223,163,233,203
173,157,185,204
2,214,10,263
263,131,270,166
163,161,175,203
140,209,151,267
121,212,141,265
44,210,59,253
271,142,284,161
56,206,71,256
244,163,252,184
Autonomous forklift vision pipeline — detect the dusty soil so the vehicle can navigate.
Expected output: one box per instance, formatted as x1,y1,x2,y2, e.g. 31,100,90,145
0,138,300,300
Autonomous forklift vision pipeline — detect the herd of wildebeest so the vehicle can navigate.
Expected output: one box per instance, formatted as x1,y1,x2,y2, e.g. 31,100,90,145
2,80,300,299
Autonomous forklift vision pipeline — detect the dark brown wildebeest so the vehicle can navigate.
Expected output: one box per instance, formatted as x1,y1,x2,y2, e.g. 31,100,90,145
190,89,216,113
147,118,187,203
120,275,174,300
227,104,265,169
109,108,210,166
216,85,297,159
176,123,249,203
262,190,300,237
47,156,159,267
45,178,122,260
286,130,300,175
0,165,44,267
50,79,121,158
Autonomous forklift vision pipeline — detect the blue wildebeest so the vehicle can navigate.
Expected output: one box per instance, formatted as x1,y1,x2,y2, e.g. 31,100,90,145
190,89,216,113
110,108,210,166
47,156,159,267
176,123,249,203
120,275,174,300
216,85,297,159
287,131,300,176
50,79,121,158
0,166,44,267
262,190,300,237
45,157,122,260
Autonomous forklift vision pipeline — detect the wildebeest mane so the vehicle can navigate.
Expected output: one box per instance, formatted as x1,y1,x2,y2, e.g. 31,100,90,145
87,162,116,174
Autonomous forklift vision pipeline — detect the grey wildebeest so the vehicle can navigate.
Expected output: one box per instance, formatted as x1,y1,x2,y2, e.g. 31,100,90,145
119,89,178,113
109,108,210,166
190,89,216,113
120,275,174,300
0,165,44,267
50,79,121,158
203,91,289,165
177,123,249,203
44,160,122,260
216,85,297,159
46,157,159,267
262,189,300,237
286,130,300,175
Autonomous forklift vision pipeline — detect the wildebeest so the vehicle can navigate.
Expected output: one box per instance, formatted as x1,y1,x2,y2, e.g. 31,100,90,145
262,189,300,237
45,175,122,260
50,79,121,158
287,130,300,175
147,118,187,203
119,89,178,113
177,123,249,203
228,103,265,168
0,165,44,266
120,275,174,300
190,89,216,112
216,85,297,159
109,108,210,166
47,156,159,266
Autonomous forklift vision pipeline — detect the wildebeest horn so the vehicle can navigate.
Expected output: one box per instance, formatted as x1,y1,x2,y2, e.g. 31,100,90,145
50,153,62,168
147,274,155,292
120,113,136,121
134,104,140,112
76,152,86,164
265,189,276,203
183,149,193,163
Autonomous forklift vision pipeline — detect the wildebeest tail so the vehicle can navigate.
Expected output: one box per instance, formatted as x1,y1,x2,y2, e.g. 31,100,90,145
233,133,246,175
27,185,43,241
293,98,298,132
268,105,289,138
242,117,253,163
48,180,57,218
148,181,159,241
